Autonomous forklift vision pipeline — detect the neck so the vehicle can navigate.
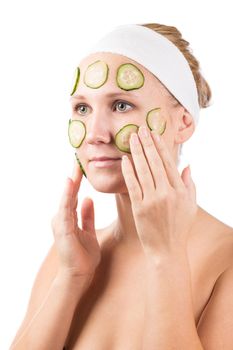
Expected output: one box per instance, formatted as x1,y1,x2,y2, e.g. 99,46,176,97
111,192,203,252
112,192,143,250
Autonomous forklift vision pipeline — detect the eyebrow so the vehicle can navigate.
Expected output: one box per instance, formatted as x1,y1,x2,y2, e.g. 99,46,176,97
70,92,140,101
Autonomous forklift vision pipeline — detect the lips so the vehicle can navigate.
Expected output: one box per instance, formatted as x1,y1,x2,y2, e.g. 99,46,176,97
90,156,121,161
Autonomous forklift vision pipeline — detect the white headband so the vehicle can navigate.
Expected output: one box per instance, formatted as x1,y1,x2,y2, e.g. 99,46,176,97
83,23,200,125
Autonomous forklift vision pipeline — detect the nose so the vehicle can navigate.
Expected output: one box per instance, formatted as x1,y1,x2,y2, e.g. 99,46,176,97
85,108,113,144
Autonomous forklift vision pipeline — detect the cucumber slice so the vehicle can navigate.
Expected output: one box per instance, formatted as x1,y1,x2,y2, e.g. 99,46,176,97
115,124,139,153
68,119,86,148
116,63,144,91
84,60,109,88
75,153,87,178
70,67,80,96
146,108,166,135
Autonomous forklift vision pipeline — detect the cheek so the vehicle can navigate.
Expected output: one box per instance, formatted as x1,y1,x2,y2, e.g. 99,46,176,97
161,133,173,152
114,106,169,154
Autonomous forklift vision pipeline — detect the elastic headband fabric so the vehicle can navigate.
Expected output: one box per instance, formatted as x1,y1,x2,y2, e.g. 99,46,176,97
83,23,200,125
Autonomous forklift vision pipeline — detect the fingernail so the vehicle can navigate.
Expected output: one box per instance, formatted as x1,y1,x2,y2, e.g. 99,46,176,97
122,155,129,162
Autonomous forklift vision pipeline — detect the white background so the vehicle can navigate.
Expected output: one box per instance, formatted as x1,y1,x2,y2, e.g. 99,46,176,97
1,1,233,348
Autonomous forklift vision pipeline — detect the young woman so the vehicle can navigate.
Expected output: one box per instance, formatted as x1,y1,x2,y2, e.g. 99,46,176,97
10,23,233,350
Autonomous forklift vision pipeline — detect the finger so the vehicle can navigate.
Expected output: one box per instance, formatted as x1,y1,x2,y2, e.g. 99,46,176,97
121,155,143,202
151,132,184,189
129,133,156,197
137,125,170,190
181,165,191,188
55,178,77,239
81,197,95,235
58,177,73,214
181,165,196,200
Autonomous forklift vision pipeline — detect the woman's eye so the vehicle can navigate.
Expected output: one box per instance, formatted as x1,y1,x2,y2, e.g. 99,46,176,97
74,104,89,115
73,101,132,116
114,101,132,112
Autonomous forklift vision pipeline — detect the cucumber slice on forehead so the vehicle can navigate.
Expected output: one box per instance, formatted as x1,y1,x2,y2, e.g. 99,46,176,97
146,108,166,135
116,63,144,91
70,67,80,96
115,124,139,153
68,119,86,148
84,60,109,88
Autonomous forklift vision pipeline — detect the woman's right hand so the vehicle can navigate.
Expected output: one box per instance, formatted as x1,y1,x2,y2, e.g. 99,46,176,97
51,157,101,280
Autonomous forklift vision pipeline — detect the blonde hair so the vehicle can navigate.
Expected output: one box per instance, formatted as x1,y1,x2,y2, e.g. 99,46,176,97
140,22,212,110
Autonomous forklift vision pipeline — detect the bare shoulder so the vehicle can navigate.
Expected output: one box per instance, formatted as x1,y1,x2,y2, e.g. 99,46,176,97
199,206,233,239
10,242,59,347
194,206,233,269
196,254,233,348
197,207,233,239
23,242,59,312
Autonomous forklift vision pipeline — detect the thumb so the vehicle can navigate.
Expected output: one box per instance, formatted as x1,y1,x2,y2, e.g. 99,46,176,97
181,165,192,188
81,197,96,235
181,165,196,197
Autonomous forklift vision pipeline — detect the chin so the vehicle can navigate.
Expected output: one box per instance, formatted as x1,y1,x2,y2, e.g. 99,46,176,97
87,172,127,194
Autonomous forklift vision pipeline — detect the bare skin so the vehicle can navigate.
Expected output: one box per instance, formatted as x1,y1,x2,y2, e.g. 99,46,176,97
10,52,233,349
62,207,233,349
65,53,233,349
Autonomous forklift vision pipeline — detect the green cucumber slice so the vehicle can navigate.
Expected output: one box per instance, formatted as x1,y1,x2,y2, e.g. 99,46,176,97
70,67,80,96
68,119,86,148
116,63,144,91
146,108,166,135
84,60,109,88
115,124,139,153
75,153,87,178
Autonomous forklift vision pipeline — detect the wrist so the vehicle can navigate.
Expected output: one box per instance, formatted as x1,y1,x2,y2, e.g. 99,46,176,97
55,269,95,290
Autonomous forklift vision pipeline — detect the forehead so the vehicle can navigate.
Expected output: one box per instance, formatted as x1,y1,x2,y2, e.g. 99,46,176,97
72,52,161,96
79,52,146,73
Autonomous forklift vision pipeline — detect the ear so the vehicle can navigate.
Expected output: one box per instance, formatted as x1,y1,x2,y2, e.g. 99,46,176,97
174,109,195,144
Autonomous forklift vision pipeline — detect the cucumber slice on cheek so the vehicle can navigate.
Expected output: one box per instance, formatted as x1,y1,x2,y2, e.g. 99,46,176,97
68,119,87,177
146,108,166,135
116,63,144,91
68,119,86,147
115,124,139,153
114,108,166,154
75,153,87,178
84,60,109,88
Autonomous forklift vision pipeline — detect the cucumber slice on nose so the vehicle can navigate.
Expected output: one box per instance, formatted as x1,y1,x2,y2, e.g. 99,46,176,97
68,119,86,148
116,63,144,90
115,124,139,153
84,60,109,88
146,108,166,135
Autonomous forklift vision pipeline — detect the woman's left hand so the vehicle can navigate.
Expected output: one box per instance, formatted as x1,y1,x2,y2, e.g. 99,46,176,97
121,125,198,257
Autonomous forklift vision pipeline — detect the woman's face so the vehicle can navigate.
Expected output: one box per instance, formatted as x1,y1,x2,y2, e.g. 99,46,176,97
69,52,182,194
